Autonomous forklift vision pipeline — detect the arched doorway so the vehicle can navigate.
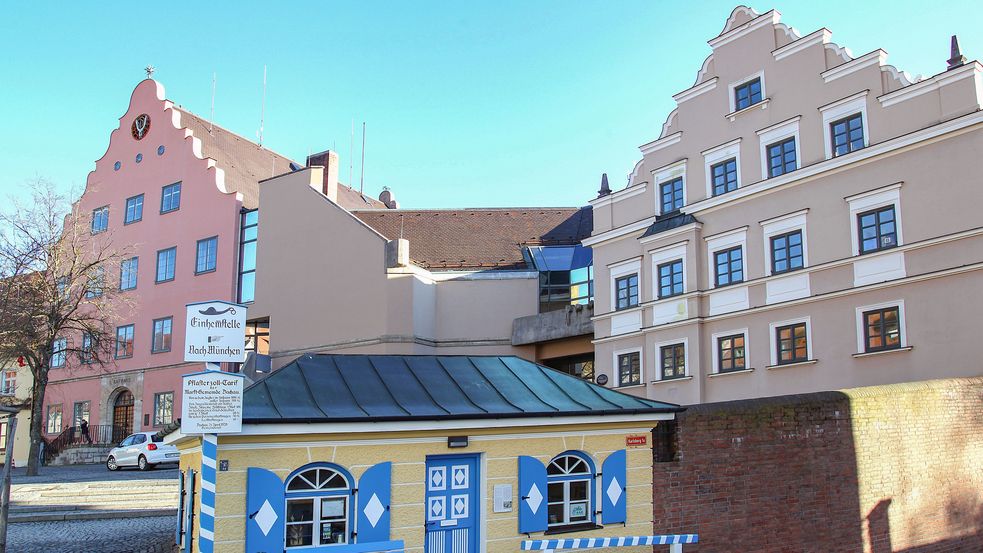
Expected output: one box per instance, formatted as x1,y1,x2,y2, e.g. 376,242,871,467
112,390,134,443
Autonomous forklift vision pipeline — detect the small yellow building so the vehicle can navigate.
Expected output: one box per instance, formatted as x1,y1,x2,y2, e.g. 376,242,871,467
0,361,33,468
167,354,680,553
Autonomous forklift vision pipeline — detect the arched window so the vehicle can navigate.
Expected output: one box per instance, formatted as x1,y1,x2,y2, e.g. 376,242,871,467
546,451,595,527
284,464,353,548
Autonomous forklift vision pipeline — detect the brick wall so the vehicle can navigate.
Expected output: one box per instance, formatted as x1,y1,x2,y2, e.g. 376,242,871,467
654,377,983,552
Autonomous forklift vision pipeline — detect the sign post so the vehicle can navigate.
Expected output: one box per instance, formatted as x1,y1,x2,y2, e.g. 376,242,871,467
182,300,247,553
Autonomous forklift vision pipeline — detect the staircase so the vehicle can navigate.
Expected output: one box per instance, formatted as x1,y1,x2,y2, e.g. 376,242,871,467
9,477,179,522
47,445,113,466
43,424,126,466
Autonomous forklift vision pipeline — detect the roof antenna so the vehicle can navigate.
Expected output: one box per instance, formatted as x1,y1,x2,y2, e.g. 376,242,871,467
948,35,967,70
349,119,354,188
359,121,366,195
209,72,216,133
258,65,267,147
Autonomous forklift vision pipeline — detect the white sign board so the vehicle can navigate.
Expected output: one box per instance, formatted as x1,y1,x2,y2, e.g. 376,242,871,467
185,301,247,363
493,484,513,513
181,371,244,434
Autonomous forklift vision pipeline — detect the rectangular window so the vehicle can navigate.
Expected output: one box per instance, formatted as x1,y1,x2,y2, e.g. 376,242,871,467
831,113,865,156
285,496,348,547
152,317,172,353
615,274,639,310
120,257,138,290
857,206,897,254
717,334,746,372
0,423,5,450
51,338,67,368
863,307,901,352
660,343,686,380
46,404,63,434
617,352,641,386
80,333,94,364
734,78,762,111
153,392,174,426
711,158,738,196
714,246,743,287
659,177,684,214
1,369,16,396
770,230,804,274
85,267,104,298
160,182,182,213
239,209,259,303
776,322,809,364
195,237,218,274
91,206,109,233
73,401,90,428
766,137,797,177
156,247,176,283
124,194,144,224
115,325,134,359
657,260,684,299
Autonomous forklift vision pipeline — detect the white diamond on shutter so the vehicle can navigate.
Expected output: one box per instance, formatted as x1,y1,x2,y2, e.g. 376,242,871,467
254,499,278,536
606,476,623,506
363,493,385,528
525,483,543,514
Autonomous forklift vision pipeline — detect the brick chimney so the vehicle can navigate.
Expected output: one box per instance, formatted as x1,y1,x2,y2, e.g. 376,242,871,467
305,150,339,203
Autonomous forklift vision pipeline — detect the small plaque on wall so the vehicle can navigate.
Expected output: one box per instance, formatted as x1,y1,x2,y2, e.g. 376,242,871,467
493,484,513,513
626,434,648,448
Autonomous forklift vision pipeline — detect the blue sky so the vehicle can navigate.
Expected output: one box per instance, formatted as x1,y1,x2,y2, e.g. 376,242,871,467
1,1,980,208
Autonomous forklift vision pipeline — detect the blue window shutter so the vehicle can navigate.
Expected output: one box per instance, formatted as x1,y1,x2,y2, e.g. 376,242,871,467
518,455,547,533
601,449,627,524
356,462,392,543
175,470,186,546
245,467,285,553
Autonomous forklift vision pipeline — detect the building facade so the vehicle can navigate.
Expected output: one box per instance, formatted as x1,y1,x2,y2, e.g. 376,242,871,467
170,354,678,553
42,79,385,445
588,6,983,405
246,164,596,376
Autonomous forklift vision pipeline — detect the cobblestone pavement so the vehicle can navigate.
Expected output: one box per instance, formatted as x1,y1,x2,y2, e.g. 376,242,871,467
6,515,176,553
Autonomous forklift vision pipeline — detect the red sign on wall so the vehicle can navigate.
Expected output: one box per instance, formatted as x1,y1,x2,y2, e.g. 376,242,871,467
626,434,648,448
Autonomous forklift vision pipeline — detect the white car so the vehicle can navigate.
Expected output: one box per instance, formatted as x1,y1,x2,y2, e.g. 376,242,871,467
106,432,180,471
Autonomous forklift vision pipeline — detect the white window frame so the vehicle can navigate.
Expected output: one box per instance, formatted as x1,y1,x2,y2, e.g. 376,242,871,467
608,258,642,311
757,116,801,180
703,139,742,199
545,454,595,528
652,160,687,216
653,338,689,381
845,183,903,256
820,91,870,160
649,242,688,300
705,227,748,289
711,328,750,374
612,347,644,387
855,300,907,353
768,316,813,366
728,71,766,113
760,210,809,276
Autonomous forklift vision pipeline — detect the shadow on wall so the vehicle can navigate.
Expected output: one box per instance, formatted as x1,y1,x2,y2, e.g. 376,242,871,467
653,377,983,553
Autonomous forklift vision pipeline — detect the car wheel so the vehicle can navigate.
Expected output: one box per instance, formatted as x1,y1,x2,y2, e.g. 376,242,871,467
106,456,119,471
138,455,150,471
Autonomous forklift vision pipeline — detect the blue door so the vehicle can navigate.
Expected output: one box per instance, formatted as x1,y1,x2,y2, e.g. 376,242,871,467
425,454,479,553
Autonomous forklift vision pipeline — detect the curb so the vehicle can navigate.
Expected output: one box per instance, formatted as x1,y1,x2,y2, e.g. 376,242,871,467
10,508,177,523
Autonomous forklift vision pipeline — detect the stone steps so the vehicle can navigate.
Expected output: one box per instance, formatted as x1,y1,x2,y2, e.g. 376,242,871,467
9,507,177,523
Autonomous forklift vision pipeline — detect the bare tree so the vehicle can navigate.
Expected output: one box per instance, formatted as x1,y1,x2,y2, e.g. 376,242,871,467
0,179,131,476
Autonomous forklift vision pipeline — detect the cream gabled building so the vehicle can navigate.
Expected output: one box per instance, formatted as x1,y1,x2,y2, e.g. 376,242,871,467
587,6,983,405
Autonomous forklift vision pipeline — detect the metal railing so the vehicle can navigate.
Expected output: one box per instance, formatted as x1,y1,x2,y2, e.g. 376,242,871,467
43,425,129,462
522,535,699,553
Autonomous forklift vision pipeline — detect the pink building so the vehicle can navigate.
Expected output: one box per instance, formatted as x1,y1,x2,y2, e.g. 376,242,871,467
43,79,385,448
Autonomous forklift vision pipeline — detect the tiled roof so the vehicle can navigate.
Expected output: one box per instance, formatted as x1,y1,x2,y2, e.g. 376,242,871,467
242,354,682,423
174,108,386,210
351,206,593,270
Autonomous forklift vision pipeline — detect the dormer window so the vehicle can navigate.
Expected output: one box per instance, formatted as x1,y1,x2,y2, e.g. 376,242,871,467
734,78,762,111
